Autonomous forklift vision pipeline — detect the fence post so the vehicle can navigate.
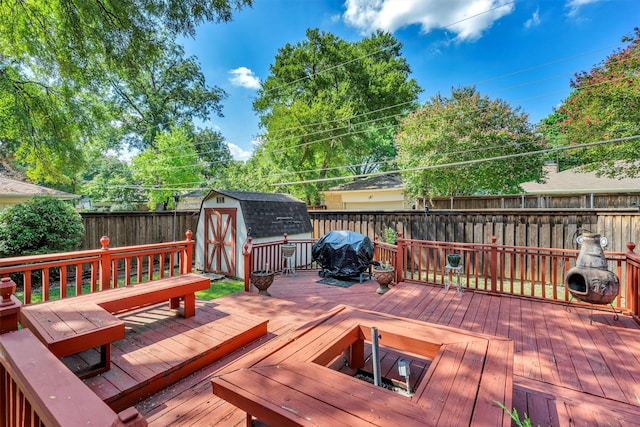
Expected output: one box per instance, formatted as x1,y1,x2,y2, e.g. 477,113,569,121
243,237,254,292
396,232,404,283
99,236,111,290
0,277,21,334
626,242,637,319
490,236,498,295
183,230,194,274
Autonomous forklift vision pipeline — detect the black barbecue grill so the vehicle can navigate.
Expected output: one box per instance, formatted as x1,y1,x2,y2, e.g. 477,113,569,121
312,230,375,281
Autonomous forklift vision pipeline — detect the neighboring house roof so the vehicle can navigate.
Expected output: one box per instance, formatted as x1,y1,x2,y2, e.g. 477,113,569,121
521,164,640,194
326,174,403,192
0,176,78,200
202,190,313,239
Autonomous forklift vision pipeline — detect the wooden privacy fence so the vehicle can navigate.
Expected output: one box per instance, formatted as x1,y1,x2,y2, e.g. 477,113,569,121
79,209,638,255
81,211,199,250
425,193,640,210
309,209,640,254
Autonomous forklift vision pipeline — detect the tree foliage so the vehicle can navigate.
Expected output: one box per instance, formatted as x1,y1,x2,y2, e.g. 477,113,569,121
80,154,144,210
555,27,640,177
110,40,227,150
253,29,421,204
396,87,544,198
0,196,84,257
132,127,205,209
0,0,251,183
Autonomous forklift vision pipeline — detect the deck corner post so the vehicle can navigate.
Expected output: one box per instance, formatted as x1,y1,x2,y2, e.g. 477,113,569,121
396,232,404,283
489,235,499,295
99,236,112,290
243,237,254,292
0,277,21,334
112,407,148,427
625,242,638,318
183,230,194,274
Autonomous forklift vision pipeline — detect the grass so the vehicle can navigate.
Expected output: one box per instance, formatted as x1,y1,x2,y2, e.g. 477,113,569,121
196,278,244,300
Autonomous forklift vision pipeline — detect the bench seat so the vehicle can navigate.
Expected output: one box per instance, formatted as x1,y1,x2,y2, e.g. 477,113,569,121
19,273,211,377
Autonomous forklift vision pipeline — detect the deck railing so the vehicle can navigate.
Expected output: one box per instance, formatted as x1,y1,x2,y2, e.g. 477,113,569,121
0,231,194,304
244,233,640,321
0,328,146,427
242,234,318,291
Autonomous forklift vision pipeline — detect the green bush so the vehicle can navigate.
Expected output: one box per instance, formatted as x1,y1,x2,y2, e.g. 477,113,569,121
383,227,398,245
0,195,84,257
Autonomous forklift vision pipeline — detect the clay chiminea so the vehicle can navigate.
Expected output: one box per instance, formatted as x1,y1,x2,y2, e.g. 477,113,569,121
565,233,619,305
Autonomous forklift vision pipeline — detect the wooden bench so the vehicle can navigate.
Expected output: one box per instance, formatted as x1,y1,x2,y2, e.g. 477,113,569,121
212,305,513,426
19,273,211,378
0,328,147,427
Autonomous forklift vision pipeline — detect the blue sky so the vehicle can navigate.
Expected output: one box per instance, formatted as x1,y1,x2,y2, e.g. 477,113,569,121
179,0,639,160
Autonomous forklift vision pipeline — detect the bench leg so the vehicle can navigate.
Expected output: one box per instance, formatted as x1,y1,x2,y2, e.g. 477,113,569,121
170,294,196,317
76,343,111,379
182,294,196,317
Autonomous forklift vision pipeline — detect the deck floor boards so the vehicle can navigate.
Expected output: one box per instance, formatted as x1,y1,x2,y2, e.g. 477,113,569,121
71,272,640,426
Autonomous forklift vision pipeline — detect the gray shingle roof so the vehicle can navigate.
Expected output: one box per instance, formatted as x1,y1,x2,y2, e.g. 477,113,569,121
203,190,313,239
326,174,403,192
521,164,640,194
0,177,77,199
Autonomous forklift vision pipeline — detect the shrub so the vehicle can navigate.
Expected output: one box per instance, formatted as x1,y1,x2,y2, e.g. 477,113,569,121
383,227,398,245
0,195,84,257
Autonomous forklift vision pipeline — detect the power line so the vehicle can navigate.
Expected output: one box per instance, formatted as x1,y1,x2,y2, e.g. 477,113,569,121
271,134,640,186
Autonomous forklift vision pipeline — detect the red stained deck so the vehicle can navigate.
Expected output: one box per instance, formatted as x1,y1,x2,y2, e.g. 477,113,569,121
81,272,640,426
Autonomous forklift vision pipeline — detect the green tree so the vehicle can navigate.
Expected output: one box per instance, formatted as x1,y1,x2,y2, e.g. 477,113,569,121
192,127,234,185
132,127,205,209
396,86,544,198
80,154,144,210
0,196,84,257
0,0,251,183
110,40,227,150
557,28,640,177
253,29,421,204
537,109,586,172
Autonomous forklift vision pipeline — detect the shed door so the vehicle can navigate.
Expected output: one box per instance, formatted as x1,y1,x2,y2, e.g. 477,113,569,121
204,208,237,276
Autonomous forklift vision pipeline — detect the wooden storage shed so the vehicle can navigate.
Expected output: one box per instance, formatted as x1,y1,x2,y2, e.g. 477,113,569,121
194,190,313,279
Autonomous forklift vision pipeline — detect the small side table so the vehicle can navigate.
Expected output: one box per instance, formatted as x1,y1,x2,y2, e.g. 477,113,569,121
444,264,464,295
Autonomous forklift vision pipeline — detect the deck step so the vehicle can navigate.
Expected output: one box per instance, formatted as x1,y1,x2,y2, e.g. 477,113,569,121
64,299,268,412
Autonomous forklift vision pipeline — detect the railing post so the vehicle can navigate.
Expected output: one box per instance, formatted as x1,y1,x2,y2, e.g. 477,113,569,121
183,230,194,274
283,233,288,244
243,237,254,292
0,277,21,334
99,236,111,290
626,242,637,318
396,232,404,283
112,407,148,427
490,236,498,295
373,234,380,261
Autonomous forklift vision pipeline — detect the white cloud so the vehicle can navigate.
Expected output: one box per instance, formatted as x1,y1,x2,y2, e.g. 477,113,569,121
524,7,540,28
227,142,252,161
228,67,260,89
566,0,604,17
342,0,516,41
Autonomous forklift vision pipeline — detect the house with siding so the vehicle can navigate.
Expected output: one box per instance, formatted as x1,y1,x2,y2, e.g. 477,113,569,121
322,174,410,211
0,176,78,210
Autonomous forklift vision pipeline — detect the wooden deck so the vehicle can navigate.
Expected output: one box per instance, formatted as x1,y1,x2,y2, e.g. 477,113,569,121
81,272,640,426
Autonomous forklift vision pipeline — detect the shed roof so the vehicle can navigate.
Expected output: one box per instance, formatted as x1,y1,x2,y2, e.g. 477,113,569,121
325,174,403,192
203,190,313,239
0,176,77,199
